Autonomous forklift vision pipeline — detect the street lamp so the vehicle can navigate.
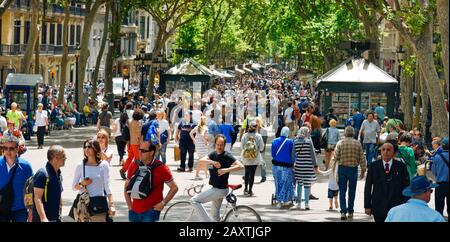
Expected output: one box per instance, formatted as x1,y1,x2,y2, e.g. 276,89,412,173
75,43,80,108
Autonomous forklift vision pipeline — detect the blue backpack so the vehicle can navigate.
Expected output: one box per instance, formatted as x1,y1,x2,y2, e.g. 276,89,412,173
145,120,159,145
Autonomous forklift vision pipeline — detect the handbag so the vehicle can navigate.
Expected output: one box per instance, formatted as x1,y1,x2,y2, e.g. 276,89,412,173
88,196,108,215
33,123,38,133
0,165,18,216
320,128,329,149
174,145,180,161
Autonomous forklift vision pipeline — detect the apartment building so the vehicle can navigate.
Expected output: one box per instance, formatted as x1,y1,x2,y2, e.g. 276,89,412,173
0,0,85,87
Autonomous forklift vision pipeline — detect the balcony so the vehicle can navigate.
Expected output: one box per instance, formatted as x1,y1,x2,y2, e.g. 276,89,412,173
0,44,78,56
11,1,85,17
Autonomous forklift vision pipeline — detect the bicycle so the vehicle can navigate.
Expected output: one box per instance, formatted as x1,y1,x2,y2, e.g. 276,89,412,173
163,184,262,222
183,183,206,197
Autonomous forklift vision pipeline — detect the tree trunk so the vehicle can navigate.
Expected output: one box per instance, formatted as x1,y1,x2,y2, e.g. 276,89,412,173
0,0,14,17
413,62,421,129
420,70,429,135
34,32,40,74
400,51,414,130
58,2,70,105
366,25,380,66
77,0,105,108
437,0,449,97
19,0,40,73
104,0,116,111
91,4,109,103
415,19,449,137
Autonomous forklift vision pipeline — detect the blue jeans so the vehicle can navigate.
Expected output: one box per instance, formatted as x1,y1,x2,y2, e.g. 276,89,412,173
128,209,161,222
158,142,168,164
364,143,377,165
296,182,311,206
338,166,358,214
260,160,267,179
80,114,88,126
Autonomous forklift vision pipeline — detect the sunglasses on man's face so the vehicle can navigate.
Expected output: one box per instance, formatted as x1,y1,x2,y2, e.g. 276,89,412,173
139,148,153,153
84,145,92,149
2,146,17,152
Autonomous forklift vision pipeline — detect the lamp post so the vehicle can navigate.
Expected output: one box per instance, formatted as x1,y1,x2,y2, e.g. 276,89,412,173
75,43,80,108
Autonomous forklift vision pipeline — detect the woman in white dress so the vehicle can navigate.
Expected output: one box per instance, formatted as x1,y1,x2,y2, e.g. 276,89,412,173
190,115,209,179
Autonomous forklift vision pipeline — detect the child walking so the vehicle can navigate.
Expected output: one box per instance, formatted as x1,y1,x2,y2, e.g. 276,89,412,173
319,159,339,210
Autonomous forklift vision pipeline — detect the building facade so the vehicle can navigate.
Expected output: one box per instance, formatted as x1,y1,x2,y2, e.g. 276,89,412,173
0,0,85,88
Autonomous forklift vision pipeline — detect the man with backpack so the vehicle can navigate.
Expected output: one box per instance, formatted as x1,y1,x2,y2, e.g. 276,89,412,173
124,140,178,222
24,145,65,222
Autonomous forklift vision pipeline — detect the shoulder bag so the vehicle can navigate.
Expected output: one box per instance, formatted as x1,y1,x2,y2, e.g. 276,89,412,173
0,164,18,216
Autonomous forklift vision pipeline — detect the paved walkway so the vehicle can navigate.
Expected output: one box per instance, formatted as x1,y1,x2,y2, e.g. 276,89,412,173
21,125,447,222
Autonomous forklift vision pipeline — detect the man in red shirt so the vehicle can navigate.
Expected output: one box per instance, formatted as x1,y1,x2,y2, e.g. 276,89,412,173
124,140,178,222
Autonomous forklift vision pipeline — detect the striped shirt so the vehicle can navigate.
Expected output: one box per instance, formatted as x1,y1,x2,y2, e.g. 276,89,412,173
293,138,317,187
333,137,367,171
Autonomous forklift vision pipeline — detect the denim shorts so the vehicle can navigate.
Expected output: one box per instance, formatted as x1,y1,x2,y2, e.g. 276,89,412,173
327,189,339,199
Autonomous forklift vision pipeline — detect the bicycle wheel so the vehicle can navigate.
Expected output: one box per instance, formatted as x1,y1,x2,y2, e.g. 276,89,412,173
223,205,262,222
162,201,195,222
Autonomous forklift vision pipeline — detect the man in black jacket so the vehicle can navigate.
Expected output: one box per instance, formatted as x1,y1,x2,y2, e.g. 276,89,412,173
364,142,410,222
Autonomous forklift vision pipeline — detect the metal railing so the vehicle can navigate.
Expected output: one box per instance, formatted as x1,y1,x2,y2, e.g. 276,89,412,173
0,44,78,56
11,1,86,16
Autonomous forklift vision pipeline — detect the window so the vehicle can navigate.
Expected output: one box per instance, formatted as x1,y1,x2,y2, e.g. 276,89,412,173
140,16,145,39
76,25,81,45
24,21,30,43
14,20,21,44
93,29,97,47
147,16,150,39
41,23,47,44
50,24,55,45
57,24,62,45
70,25,75,46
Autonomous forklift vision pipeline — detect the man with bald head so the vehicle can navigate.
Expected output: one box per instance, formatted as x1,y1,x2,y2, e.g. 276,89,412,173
364,142,410,222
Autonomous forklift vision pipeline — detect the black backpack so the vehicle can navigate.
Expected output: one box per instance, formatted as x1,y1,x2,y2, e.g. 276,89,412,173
122,122,130,142
23,167,50,211
126,160,163,199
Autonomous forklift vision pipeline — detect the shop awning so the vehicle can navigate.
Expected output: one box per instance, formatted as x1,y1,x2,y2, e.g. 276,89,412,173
165,58,216,76
316,58,398,85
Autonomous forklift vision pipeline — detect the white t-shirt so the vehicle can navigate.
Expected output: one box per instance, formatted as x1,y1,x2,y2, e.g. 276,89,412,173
284,107,294,123
114,118,122,137
72,161,111,196
158,119,169,133
35,110,48,127
103,147,114,164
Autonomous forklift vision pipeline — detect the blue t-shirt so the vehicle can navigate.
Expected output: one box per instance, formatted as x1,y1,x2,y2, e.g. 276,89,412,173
32,162,63,221
352,113,365,130
0,157,33,212
219,124,234,144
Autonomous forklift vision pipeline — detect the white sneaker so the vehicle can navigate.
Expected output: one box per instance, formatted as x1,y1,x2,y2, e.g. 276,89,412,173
276,203,282,209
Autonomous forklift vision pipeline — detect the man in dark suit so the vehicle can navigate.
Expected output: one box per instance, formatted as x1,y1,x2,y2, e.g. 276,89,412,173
364,142,410,222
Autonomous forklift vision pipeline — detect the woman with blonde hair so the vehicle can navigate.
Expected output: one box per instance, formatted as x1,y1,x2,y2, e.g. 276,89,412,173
323,119,340,170
97,129,113,164
190,115,209,179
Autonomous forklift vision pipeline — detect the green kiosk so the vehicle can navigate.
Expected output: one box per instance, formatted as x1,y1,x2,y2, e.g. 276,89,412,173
160,58,216,95
317,58,398,127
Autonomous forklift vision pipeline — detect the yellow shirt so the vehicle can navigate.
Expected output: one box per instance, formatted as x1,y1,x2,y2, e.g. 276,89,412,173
6,110,21,128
